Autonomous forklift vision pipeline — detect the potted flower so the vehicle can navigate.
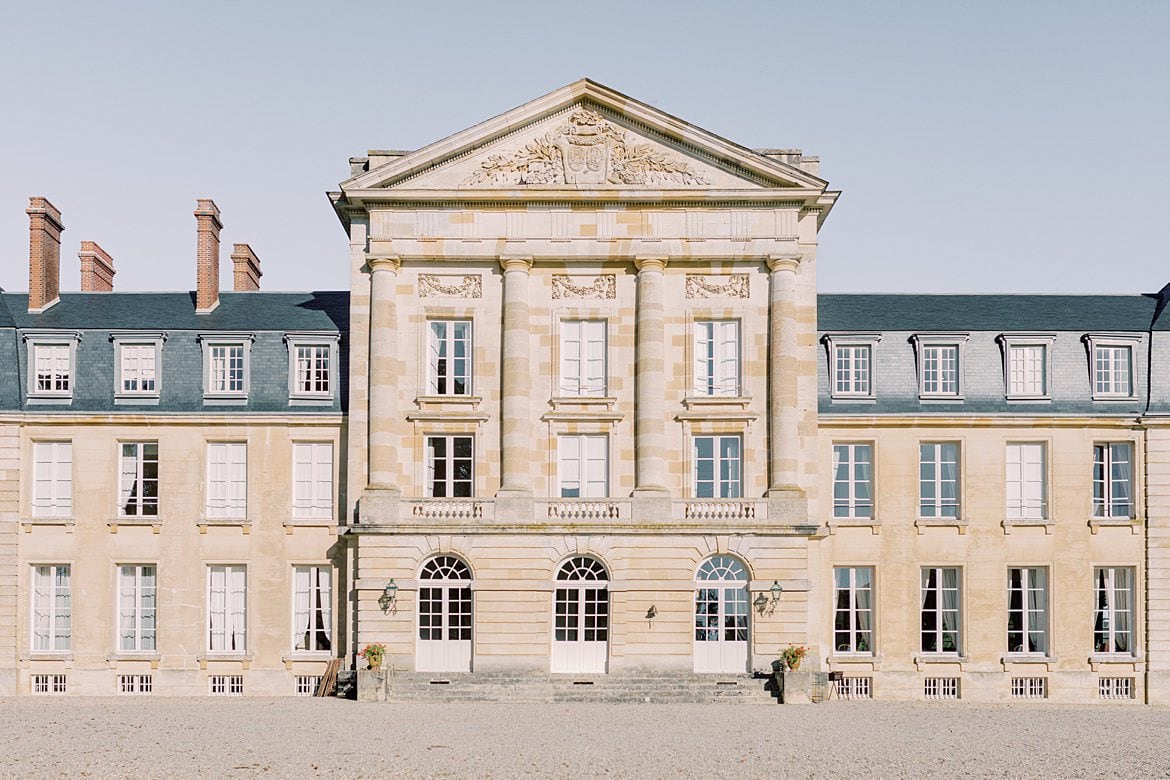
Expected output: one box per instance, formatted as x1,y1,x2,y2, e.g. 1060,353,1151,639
780,644,809,671
360,643,386,671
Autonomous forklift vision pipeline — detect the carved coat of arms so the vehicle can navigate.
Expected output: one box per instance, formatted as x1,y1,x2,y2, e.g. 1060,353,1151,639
467,108,707,187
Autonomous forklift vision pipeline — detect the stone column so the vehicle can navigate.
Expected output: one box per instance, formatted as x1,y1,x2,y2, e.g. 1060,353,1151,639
767,254,804,497
498,256,533,497
365,255,400,496
633,257,669,496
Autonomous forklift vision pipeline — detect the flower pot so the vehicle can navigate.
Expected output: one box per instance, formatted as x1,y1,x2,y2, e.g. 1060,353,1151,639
367,658,382,671
787,659,801,671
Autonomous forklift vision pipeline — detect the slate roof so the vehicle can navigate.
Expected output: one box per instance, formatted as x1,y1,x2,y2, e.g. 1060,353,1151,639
0,291,349,332
818,294,1162,333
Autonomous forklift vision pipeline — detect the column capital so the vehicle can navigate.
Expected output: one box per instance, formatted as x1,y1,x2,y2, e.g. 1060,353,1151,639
634,256,669,273
499,255,533,273
367,255,401,274
766,254,802,273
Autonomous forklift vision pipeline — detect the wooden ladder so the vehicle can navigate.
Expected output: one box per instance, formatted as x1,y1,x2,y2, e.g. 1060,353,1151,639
315,658,341,697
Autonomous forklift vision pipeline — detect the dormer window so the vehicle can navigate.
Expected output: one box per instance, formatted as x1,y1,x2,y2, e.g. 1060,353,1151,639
1083,333,1141,400
199,333,254,404
823,333,881,400
912,334,969,400
24,332,81,403
286,333,339,405
112,333,165,404
997,334,1054,401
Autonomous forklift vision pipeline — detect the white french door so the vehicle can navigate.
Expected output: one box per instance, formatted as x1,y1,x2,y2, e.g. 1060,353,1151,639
551,557,609,673
694,556,749,673
416,556,472,672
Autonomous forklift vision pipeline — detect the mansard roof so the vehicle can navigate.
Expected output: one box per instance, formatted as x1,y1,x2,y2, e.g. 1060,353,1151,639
0,291,348,333
818,294,1163,333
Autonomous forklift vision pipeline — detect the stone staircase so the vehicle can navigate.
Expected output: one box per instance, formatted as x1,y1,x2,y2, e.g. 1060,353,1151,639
379,671,779,704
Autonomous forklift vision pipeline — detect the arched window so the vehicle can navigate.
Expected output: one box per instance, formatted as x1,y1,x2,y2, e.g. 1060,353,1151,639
552,557,609,673
694,555,749,673
416,555,472,673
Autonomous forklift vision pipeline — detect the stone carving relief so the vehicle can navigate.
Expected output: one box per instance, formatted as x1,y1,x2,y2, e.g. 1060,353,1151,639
417,274,483,299
551,275,617,300
467,108,708,187
685,274,750,299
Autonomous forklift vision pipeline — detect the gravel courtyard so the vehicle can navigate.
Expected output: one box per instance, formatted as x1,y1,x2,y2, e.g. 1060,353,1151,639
3,698,1169,778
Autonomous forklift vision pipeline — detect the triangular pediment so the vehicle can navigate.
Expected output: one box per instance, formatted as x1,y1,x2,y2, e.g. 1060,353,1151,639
344,80,826,193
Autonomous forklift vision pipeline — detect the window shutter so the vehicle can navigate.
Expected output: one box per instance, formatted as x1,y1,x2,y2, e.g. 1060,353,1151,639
717,322,738,395
584,435,607,497
1006,444,1022,516
313,444,333,517
293,567,311,650
1023,444,1044,517
229,444,247,518
584,321,606,396
559,436,580,497
229,566,247,651
292,444,311,518
208,567,226,650
694,322,710,395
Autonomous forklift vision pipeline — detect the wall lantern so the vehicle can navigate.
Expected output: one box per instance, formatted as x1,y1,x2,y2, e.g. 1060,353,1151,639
771,580,784,602
383,579,399,603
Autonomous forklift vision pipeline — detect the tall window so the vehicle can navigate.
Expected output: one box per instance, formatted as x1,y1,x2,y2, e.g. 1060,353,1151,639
294,345,331,395
118,565,157,652
33,343,71,394
292,443,333,520
921,567,960,654
32,441,72,518
693,321,739,396
693,435,742,498
1007,567,1048,656
119,344,157,394
833,567,873,654
293,566,332,653
1006,344,1047,397
1094,443,1134,519
207,565,247,652
208,344,246,394
1094,567,1134,655
1005,443,1046,520
119,443,159,517
558,435,608,498
206,443,247,519
832,443,873,519
428,321,472,396
919,443,960,518
31,565,71,651
1093,345,1132,397
426,436,473,497
833,345,872,396
920,344,959,396
560,320,606,397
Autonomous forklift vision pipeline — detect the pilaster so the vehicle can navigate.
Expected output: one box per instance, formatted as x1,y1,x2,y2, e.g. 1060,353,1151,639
632,256,669,497
498,256,534,497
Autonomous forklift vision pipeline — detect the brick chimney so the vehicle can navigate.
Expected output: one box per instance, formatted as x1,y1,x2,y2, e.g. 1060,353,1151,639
194,198,222,313
27,196,64,312
230,243,262,291
79,241,115,292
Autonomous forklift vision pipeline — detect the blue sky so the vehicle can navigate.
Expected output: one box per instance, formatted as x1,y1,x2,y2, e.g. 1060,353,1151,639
1,1,1166,294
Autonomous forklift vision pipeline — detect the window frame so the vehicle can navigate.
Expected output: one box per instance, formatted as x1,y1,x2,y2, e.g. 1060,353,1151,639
117,564,158,653
198,333,254,403
920,566,962,655
112,332,165,403
692,434,743,499
832,566,875,655
823,333,881,401
206,564,248,654
1093,442,1136,520
558,319,608,398
30,564,71,652
557,434,609,498
832,442,874,520
1007,566,1049,657
997,333,1054,401
285,332,339,405
118,441,160,518
1005,442,1048,521
426,319,474,397
911,333,968,400
24,331,81,402
292,565,333,654
291,442,334,521
692,319,742,398
205,442,248,520
1083,333,1141,401
31,441,72,519
1094,566,1135,656
919,441,961,519
425,435,475,498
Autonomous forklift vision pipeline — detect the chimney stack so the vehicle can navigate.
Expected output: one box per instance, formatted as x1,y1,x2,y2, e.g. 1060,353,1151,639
230,243,262,291
194,199,222,312
27,196,64,312
79,241,115,292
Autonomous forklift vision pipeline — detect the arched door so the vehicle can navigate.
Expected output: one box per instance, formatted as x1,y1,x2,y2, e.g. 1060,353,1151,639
416,556,472,672
551,557,609,674
694,555,749,673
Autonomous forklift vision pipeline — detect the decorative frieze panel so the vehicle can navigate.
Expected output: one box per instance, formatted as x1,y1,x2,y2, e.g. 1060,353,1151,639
551,275,617,300
467,108,709,187
685,274,750,299
417,274,483,299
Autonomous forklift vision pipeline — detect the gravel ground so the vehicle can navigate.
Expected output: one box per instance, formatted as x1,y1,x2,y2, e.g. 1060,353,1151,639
2,698,1169,778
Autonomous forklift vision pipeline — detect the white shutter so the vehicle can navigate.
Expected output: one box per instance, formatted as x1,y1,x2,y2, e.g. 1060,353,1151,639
1022,444,1045,518
228,444,247,519
583,321,606,396
293,567,311,650
583,435,608,497
32,566,49,650
561,321,581,395
1006,444,1023,518
694,322,711,395
716,321,739,396
559,436,581,497
53,443,72,516
312,444,333,518
208,566,226,650
428,322,444,393
228,566,247,651
207,444,226,518
292,444,311,518
119,566,136,651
